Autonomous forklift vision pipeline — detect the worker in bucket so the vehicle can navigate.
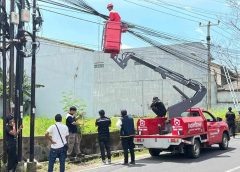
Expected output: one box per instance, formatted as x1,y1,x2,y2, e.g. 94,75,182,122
150,97,167,117
226,107,236,138
107,3,121,22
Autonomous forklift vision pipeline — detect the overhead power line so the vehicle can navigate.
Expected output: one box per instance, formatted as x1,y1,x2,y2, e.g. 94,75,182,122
40,8,103,25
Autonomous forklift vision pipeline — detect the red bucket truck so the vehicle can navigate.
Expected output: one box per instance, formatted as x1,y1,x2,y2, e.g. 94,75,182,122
102,18,230,159
135,108,229,158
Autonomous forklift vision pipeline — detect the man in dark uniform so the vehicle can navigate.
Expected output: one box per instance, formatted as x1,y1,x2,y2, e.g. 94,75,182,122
5,115,22,172
95,110,112,164
226,107,236,138
119,109,135,165
150,97,167,117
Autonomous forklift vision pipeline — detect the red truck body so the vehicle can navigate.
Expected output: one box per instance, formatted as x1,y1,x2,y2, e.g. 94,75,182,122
135,108,230,158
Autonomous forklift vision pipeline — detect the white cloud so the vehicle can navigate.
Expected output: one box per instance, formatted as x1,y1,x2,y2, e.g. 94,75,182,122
121,44,132,49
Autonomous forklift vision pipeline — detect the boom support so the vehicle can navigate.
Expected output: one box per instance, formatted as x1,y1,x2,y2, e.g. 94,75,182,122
111,52,207,118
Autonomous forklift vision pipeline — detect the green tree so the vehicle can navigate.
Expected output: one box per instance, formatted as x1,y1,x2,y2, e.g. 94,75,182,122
61,91,87,115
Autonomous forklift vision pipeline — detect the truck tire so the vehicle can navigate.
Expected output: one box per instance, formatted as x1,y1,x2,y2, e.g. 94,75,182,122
149,148,161,157
219,133,229,150
188,139,200,158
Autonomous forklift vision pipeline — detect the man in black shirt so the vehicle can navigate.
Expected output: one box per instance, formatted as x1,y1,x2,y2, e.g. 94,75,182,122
226,107,236,138
66,106,82,157
5,115,22,172
119,110,135,165
150,97,167,117
96,110,111,164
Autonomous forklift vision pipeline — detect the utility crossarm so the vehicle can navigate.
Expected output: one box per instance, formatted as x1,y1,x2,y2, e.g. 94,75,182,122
112,52,207,118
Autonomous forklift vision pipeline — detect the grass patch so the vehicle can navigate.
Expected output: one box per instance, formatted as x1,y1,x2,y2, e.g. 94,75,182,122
208,108,239,120
0,109,237,139
0,116,124,139
0,116,141,139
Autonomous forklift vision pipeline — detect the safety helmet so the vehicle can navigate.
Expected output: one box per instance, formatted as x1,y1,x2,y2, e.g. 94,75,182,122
107,3,113,9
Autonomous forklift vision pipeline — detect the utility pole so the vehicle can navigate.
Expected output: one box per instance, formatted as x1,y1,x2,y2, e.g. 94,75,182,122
30,0,37,163
15,0,25,163
199,21,220,110
9,0,15,115
1,0,7,164
28,0,39,170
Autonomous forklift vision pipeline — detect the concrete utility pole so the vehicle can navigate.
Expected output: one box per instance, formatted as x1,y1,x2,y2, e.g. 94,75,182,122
199,21,220,110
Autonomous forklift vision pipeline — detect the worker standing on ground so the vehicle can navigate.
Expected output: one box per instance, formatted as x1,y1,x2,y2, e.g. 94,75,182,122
5,115,23,172
107,3,121,22
66,106,84,158
150,97,167,117
45,114,69,172
95,110,112,164
226,107,236,138
118,109,135,165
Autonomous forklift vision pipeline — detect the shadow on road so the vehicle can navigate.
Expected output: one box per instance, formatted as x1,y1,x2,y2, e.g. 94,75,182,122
136,147,236,164
111,163,146,168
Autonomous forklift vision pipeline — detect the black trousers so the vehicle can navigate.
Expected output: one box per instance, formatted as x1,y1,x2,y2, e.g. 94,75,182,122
121,137,135,163
7,142,18,171
99,137,111,161
228,122,236,137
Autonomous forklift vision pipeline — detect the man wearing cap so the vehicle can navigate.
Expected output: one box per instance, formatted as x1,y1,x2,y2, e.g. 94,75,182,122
96,110,112,164
150,97,167,117
107,3,121,22
5,115,23,172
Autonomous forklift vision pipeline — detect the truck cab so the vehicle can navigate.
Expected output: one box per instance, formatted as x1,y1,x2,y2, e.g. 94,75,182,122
135,108,230,158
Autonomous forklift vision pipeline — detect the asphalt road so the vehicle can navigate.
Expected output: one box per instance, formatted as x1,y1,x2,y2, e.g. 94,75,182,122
79,137,240,172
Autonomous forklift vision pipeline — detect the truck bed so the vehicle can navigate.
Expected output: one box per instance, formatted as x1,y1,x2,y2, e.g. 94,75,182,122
135,132,208,139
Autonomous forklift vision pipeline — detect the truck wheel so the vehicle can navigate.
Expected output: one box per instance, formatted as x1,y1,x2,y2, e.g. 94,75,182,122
188,139,200,158
219,133,229,150
149,148,161,157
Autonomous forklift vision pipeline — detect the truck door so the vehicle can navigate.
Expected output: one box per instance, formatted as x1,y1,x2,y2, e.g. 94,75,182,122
202,111,222,143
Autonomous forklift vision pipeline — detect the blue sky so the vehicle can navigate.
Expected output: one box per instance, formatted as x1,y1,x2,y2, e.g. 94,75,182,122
38,0,232,50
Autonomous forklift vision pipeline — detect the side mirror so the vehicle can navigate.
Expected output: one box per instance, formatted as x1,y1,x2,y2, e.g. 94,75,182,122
217,117,222,122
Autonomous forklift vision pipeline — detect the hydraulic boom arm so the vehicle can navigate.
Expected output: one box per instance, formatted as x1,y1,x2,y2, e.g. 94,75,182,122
112,52,207,118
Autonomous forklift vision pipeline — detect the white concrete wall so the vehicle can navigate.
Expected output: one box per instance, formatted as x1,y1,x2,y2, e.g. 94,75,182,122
24,38,94,117
93,43,215,117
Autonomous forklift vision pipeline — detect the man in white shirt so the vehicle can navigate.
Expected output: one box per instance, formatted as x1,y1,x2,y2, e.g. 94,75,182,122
45,114,69,172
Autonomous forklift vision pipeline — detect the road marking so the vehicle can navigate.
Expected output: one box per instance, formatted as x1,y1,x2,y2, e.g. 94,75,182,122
225,166,240,172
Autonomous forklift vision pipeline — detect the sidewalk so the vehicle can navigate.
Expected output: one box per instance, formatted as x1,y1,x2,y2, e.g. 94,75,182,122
36,148,146,172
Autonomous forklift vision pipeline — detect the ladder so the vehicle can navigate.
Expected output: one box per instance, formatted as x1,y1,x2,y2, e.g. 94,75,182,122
223,66,240,111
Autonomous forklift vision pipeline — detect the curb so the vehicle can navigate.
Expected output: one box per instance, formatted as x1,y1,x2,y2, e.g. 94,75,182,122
67,148,144,163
